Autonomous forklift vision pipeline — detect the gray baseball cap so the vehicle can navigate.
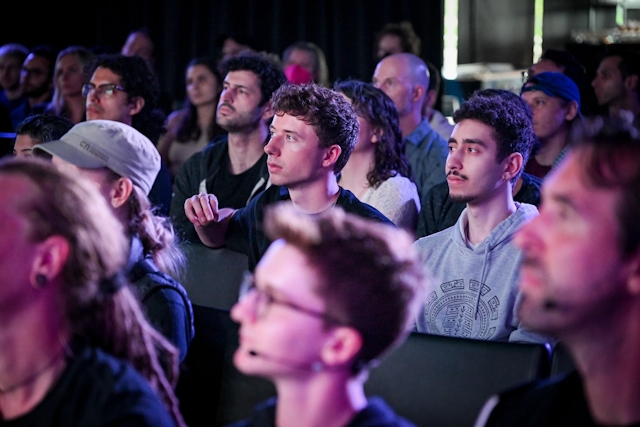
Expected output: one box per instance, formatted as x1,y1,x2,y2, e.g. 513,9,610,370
33,120,160,195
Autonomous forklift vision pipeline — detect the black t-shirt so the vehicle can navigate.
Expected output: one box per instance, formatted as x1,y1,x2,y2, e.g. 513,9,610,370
478,371,640,427
225,185,394,271
215,151,268,209
0,344,176,427
226,396,416,427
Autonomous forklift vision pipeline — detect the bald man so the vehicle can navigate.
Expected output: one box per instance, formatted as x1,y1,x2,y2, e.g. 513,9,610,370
373,53,448,202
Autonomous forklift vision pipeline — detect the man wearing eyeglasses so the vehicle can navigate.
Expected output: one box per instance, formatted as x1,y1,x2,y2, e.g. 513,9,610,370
84,53,172,216
227,203,425,427
9,45,56,131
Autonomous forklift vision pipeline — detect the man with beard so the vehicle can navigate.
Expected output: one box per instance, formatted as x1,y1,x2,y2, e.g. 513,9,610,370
170,50,286,243
412,89,548,344
474,115,640,427
9,45,56,130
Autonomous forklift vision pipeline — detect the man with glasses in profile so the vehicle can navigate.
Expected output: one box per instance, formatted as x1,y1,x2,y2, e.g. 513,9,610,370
227,202,426,427
84,53,172,215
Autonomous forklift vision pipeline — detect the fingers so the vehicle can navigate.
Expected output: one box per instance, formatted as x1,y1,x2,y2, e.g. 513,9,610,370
184,193,220,226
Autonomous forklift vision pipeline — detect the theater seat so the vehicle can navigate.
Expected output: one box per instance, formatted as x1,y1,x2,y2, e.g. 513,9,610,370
364,332,551,427
549,341,577,377
176,305,275,427
181,242,248,310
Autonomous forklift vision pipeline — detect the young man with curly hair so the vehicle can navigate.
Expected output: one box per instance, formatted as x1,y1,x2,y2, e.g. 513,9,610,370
184,83,393,272
413,89,548,344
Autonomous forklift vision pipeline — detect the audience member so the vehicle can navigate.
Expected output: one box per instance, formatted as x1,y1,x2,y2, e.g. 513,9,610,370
374,21,421,60
85,53,172,215
33,120,194,364
217,32,257,60
9,45,56,131
121,28,174,115
170,50,286,243
0,156,184,426
12,114,73,157
423,60,454,141
334,79,419,231
416,89,542,238
525,48,586,89
413,89,547,344
157,56,227,178
121,28,156,66
591,46,640,122
372,52,449,203
184,83,394,272
521,71,582,179
282,41,329,87
44,46,94,124
227,203,425,427
0,43,29,114
474,114,640,427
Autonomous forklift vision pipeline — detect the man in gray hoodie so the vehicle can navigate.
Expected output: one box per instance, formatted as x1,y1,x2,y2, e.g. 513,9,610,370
413,89,547,344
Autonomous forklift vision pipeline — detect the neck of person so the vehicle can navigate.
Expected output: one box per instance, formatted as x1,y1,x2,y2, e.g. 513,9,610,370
0,288,70,420
399,108,423,139
535,126,570,166
608,93,640,118
274,373,367,427
464,183,516,245
289,172,341,214
196,102,216,131
64,93,87,124
563,297,640,426
338,150,375,199
227,123,268,175
28,90,52,108
4,85,23,101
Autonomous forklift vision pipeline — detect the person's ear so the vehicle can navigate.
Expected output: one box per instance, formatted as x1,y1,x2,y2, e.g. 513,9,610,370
128,96,145,117
108,177,133,209
565,100,579,121
322,145,342,169
625,74,639,92
260,101,275,121
502,152,523,182
321,326,363,367
29,235,69,289
412,84,426,105
371,127,383,144
625,251,640,296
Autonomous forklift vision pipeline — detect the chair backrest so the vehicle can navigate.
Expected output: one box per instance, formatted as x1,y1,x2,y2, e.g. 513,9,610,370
364,332,551,427
549,341,577,377
181,242,248,310
176,305,234,427
176,305,276,427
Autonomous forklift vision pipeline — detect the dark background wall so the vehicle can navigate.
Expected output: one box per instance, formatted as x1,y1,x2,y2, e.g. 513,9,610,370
1,0,444,108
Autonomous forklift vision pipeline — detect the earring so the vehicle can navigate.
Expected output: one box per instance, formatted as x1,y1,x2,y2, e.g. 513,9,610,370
35,274,48,288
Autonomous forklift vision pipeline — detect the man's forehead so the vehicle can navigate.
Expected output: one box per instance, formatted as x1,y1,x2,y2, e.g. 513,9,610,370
225,70,259,86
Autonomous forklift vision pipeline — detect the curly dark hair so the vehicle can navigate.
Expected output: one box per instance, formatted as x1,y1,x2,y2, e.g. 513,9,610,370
333,79,411,188
453,89,536,182
89,54,166,143
218,50,286,106
271,83,359,174
175,56,226,144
